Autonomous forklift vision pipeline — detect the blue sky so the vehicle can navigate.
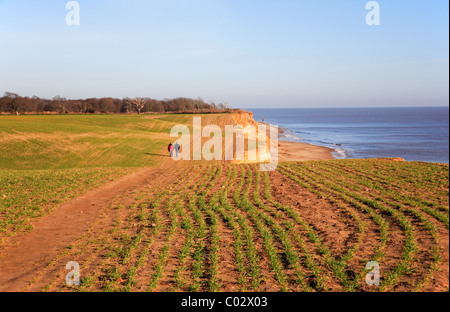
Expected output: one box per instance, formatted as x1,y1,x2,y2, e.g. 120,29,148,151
0,0,448,108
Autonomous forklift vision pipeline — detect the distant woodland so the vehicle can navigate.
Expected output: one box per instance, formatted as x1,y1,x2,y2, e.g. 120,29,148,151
0,92,233,115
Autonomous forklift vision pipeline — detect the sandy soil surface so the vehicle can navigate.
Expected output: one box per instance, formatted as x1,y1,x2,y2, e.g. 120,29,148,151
278,140,334,162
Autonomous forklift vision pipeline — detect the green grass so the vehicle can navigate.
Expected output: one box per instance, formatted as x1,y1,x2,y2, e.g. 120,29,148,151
0,114,196,170
0,167,133,249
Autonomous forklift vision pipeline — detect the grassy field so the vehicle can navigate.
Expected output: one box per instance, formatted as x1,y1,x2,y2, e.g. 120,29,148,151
0,114,448,292
0,167,135,248
0,114,195,169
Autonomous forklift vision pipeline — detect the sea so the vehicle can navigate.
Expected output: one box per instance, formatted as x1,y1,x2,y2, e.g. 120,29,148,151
248,107,449,164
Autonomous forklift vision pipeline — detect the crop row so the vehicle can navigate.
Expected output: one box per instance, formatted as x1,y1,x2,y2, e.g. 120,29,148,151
17,160,448,292
277,161,448,291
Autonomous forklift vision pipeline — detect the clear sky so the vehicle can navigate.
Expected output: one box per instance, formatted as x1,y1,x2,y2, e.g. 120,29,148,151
0,0,448,108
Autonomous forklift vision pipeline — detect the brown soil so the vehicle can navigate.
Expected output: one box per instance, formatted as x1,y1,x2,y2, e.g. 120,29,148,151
0,165,166,291
0,160,448,292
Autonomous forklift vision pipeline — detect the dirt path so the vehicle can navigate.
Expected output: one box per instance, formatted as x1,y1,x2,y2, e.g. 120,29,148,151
0,155,178,291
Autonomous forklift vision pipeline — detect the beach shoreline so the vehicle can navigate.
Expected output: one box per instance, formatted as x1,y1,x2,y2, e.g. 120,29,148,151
278,140,335,161
251,107,449,164
255,121,335,162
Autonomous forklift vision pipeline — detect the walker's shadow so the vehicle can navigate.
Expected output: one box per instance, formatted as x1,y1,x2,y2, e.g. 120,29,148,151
144,153,169,157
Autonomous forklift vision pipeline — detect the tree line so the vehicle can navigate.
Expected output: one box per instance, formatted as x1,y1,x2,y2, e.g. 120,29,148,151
0,92,232,115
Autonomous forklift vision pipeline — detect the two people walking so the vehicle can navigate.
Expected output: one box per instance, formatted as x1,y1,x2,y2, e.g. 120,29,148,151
168,142,180,158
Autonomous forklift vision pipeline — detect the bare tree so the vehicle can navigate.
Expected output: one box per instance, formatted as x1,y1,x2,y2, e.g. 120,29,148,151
4,92,23,115
53,95,68,114
30,96,44,111
121,98,132,114
131,98,146,114
0,92,222,114
74,99,91,114
98,97,115,113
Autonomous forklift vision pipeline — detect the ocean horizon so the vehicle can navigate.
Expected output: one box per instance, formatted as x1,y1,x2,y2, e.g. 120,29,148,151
247,106,449,164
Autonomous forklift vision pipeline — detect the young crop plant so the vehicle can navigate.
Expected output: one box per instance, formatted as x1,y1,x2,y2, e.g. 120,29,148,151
216,166,251,290
146,165,208,291
260,171,329,291
231,166,263,290
234,165,289,291
282,162,421,291
277,163,387,291
251,167,312,291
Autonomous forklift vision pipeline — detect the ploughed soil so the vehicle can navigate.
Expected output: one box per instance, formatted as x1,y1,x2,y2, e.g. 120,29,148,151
0,158,448,292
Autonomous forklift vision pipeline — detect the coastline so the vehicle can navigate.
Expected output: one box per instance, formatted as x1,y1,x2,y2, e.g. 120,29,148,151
278,140,335,161
250,107,449,164
255,121,335,162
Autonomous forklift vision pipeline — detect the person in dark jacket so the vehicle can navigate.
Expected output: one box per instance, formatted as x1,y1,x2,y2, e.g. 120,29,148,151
168,143,174,157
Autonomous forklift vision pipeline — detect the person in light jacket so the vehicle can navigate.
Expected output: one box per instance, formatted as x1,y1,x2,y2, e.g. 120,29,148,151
174,142,181,157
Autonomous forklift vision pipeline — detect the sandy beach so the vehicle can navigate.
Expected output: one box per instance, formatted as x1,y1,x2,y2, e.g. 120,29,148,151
278,140,335,161
255,121,335,162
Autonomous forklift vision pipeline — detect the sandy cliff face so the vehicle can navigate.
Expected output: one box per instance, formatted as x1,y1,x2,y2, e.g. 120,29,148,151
232,111,259,129
231,112,274,164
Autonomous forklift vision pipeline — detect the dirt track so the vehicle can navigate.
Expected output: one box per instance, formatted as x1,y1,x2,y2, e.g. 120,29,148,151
0,166,166,291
